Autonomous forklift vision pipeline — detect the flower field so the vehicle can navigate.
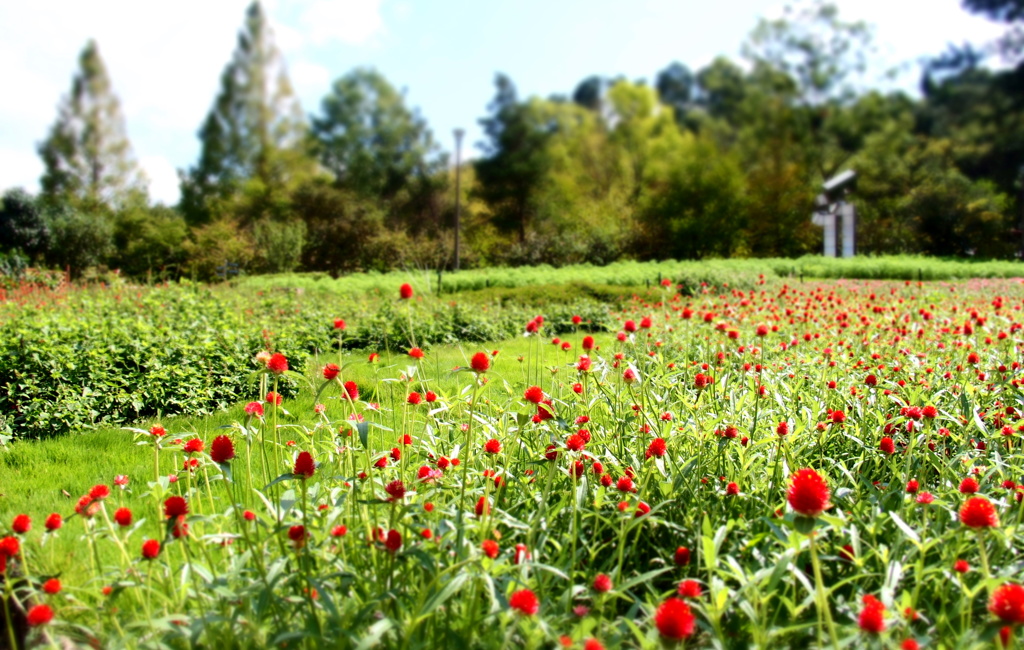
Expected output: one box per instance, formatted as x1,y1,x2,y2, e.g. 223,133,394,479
3,276,1024,648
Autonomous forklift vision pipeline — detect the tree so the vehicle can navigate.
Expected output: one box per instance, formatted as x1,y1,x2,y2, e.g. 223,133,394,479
605,80,678,204
474,74,555,243
252,218,306,273
655,62,697,127
44,206,114,278
110,205,188,278
309,66,442,232
962,0,1024,22
572,76,606,111
38,40,146,211
182,219,256,280
0,189,50,259
694,58,749,124
179,1,315,225
637,133,746,259
742,0,871,105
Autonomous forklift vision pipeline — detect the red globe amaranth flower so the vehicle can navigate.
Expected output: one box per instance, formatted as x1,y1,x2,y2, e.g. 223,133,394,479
26,604,53,627
654,597,695,641
787,468,831,518
509,589,540,616
267,353,289,375
384,529,402,553
44,513,62,532
954,559,970,574
678,580,703,599
959,477,979,494
322,363,340,381
879,437,895,455
513,543,530,565
294,451,316,479
960,496,999,529
0,536,20,558
114,507,132,527
831,410,846,424
288,525,308,549
399,283,414,299
726,482,740,496
149,424,166,437
858,595,886,634
384,480,406,502
169,513,188,540
89,484,110,500
989,583,1024,624
470,352,490,373
266,391,283,406
593,573,613,593
210,435,236,464
409,347,424,359
482,539,499,559
344,381,359,400
163,496,188,519
475,497,490,517
524,385,544,404
333,318,346,330
906,479,919,493
484,438,501,454
42,578,61,595
407,391,422,405
12,514,30,535
245,401,264,417
674,546,691,566
646,438,667,458
75,495,98,518
142,539,161,560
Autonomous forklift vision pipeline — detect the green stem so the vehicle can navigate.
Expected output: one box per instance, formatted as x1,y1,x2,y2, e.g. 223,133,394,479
809,532,840,650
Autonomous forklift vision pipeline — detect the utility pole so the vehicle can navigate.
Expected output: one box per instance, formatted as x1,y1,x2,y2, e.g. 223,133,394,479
453,128,465,271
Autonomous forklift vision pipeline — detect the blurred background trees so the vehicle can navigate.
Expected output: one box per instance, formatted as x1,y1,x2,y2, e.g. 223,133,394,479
4,0,1023,281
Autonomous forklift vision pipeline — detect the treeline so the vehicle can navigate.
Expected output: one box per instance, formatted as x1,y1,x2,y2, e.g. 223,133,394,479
2,0,1023,281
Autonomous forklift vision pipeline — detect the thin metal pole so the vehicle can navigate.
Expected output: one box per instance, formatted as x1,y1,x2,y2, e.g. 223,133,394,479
453,128,465,271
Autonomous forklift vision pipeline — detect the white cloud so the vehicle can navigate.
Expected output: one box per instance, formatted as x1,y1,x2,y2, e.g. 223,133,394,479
290,60,332,97
0,150,43,195
138,155,180,206
298,0,386,46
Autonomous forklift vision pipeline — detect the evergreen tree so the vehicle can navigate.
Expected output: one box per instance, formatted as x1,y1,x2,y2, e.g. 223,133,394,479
0,189,50,259
37,40,146,211
179,1,315,225
313,68,439,200
475,74,557,243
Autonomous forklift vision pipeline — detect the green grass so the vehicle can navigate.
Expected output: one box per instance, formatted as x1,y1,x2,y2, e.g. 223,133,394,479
236,255,1024,298
0,333,616,585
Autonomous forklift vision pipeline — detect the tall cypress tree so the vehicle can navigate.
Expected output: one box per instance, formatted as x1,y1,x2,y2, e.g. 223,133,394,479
179,1,314,225
38,40,146,211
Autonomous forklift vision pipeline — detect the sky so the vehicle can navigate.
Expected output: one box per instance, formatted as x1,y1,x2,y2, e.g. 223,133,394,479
0,0,1009,206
